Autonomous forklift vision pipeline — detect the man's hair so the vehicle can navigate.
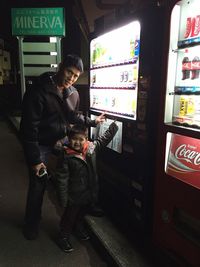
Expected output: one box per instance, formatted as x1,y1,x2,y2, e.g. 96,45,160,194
68,124,88,139
60,54,84,73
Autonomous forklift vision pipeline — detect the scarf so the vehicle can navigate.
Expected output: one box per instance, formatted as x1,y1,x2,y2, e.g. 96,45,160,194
64,141,90,160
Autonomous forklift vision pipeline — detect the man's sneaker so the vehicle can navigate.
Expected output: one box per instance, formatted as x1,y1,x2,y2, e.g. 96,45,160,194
75,227,90,241
22,224,39,240
57,236,74,253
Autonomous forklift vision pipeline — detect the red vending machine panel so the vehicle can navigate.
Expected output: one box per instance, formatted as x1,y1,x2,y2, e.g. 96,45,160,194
153,0,200,266
166,133,200,189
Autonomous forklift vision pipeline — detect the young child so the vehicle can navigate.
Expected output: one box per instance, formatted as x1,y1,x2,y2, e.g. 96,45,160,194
53,121,118,253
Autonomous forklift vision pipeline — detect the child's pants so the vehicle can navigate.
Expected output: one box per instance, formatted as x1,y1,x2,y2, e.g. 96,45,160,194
60,204,89,237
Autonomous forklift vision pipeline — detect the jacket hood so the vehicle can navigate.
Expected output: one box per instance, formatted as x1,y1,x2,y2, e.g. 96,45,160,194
39,72,56,84
64,141,90,160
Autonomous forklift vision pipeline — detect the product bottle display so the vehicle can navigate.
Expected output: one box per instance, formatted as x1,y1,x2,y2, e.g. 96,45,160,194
182,56,190,80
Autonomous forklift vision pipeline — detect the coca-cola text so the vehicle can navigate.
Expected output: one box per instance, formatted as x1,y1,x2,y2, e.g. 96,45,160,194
166,134,200,189
175,144,200,165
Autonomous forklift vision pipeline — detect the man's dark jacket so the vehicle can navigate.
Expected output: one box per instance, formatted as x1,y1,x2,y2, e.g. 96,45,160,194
20,72,96,166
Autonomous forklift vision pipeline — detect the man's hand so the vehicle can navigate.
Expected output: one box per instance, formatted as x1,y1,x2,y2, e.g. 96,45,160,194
95,113,106,124
32,163,46,176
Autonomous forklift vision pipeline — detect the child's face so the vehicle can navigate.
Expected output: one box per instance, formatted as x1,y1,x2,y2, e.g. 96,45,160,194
69,133,87,152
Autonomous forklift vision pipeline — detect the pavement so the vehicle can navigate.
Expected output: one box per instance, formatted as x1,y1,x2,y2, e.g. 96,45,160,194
0,115,181,267
0,117,108,267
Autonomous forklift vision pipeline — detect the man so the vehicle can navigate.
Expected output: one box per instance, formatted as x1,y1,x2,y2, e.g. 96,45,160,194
20,54,105,240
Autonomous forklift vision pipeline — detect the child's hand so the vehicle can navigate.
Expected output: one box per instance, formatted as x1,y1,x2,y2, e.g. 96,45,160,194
95,112,106,124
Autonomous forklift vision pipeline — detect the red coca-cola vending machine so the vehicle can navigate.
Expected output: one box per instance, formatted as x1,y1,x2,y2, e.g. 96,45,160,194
153,0,200,265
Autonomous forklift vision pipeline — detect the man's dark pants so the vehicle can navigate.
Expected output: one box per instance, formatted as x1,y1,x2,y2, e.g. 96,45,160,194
24,146,52,234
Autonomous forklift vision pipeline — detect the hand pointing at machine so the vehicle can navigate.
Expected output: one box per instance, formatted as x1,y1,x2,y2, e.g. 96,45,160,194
95,112,106,124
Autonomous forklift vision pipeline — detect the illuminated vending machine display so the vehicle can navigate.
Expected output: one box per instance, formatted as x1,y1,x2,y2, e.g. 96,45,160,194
89,21,140,154
153,0,200,265
90,21,140,123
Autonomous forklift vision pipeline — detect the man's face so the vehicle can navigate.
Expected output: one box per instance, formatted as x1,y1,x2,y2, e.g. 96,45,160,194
69,133,87,152
60,67,81,89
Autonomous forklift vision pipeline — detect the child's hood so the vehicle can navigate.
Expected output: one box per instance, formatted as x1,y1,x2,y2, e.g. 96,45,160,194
64,141,92,159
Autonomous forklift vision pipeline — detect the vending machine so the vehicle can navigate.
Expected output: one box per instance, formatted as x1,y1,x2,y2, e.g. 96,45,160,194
89,6,165,238
153,0,200,265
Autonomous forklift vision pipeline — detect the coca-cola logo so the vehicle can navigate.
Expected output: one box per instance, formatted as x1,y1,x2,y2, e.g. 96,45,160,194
175,144,200,165
191,61,200,70
182,62,191,70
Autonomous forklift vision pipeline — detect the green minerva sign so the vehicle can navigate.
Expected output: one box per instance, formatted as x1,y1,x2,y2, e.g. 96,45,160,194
11,7,65,36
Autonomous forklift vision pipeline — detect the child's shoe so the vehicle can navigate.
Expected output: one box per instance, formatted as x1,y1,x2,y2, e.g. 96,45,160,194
75,226,90,241
57,235,74,253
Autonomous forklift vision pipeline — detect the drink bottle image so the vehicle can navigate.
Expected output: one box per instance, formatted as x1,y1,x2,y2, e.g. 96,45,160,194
179,96,188,116
133,65,138,81
184,17,192,38
134,39,140,56
92,44,97,65
182,56,191,80
128,70,133,83
191,56,200,79
191,15,200,37
92,95,96,107
130,39,135,59
120,71,124,82
124,71,128,82
186,97,195,116
92,73,96,85
194,99,200,120
111,97,116,107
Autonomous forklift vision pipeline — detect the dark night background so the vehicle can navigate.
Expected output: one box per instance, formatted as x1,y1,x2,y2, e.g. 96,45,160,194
0,0,88,114
0,0,83,54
